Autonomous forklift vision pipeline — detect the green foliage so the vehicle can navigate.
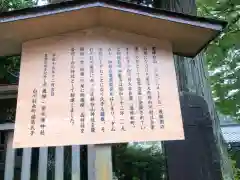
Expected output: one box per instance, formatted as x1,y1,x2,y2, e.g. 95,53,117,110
0,0,35,12
232,159,240,180
112,143,166,180
228,147,240,179
0,0,36,83
197,0,240,121
0,56,20,84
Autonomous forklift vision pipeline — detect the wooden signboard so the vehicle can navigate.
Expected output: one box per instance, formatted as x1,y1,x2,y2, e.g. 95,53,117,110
13,27,184,148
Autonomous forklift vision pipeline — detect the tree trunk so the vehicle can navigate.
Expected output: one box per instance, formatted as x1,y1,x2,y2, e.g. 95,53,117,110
162,0,233,179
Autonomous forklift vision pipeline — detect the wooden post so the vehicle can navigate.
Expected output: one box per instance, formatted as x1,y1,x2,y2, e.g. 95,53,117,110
71,145,81,180
38,147,48,180
87,145,96,180
4,131,15,180
165,92,222,180
20,148,32,180
88,145,112,180
55,146,64,180
95,145,112,180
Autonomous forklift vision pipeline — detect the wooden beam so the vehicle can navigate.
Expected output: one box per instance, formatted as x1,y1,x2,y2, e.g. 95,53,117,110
0,85,18,93
0,94,17,99
0,123,14,131
0,85,17,99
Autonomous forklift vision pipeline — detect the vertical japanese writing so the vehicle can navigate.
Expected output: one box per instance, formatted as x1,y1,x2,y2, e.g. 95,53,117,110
108,48,116,131
30,88,37,136
152,47,164,129
40,53,48,135
117,48,125,131
99,48,105,132
135,47,145,129
126,48,135,128
80,47,85,133
144,48,155,130
89,48,96,133
70,48,75,125
51,53,56,96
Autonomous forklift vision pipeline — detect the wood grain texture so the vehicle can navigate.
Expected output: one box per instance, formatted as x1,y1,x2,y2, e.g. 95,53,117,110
13,27,184,148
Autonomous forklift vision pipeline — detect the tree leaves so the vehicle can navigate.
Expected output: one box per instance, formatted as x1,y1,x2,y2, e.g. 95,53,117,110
0,0,35,84
0,0,35,12
112,143,166,180
0,56,20,84
197,0,240,121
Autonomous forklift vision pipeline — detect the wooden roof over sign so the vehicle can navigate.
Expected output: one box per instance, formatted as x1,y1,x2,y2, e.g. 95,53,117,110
0,0,227,57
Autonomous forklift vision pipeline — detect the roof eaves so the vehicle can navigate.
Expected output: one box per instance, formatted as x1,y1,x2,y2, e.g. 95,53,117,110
0,0,227,58
0,0,227,30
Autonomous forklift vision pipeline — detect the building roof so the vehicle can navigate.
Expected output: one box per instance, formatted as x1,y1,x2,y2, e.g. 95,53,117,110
0,0,227,57
221,124,240,143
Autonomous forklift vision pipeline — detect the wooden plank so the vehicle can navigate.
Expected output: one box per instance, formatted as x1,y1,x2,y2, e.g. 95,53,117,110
0,123,14,131
71,145,80,180
38,147,48,180
88,145,112,180
0,95,17,99
4,131,15,180
0,85,18,99
0,85,18,92
20,148,32,180
87,145,96,180
55,146,64,180
95,146,112,180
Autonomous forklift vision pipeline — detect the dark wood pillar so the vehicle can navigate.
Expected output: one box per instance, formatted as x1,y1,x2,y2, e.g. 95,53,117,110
165,92,222,180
